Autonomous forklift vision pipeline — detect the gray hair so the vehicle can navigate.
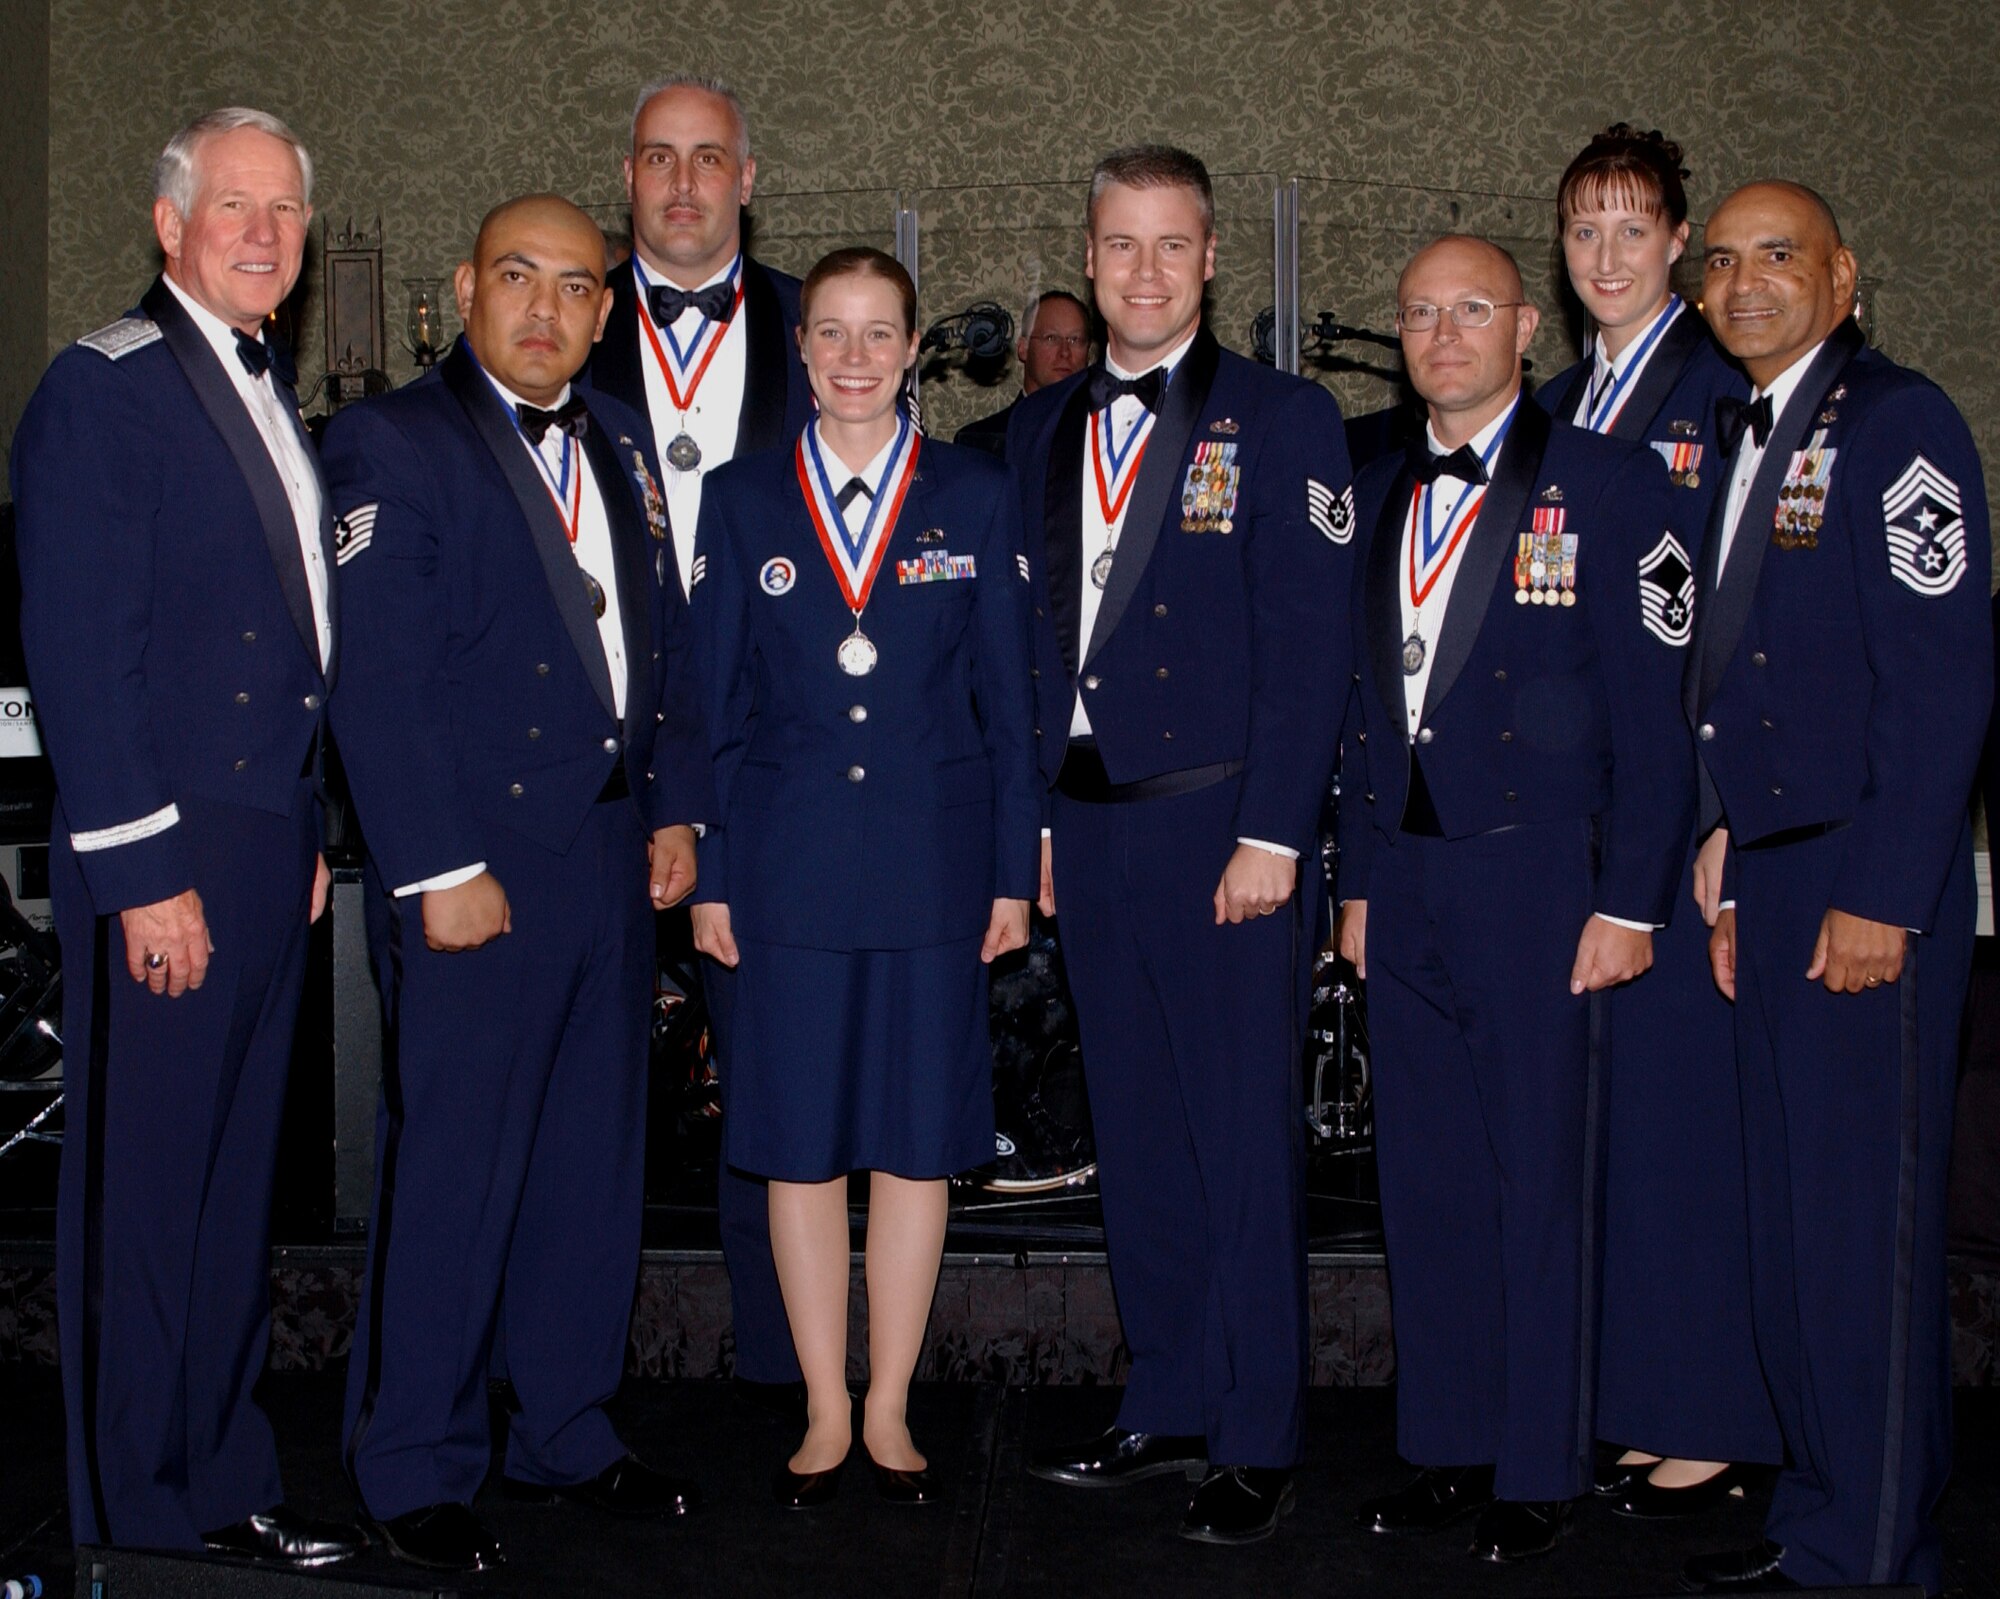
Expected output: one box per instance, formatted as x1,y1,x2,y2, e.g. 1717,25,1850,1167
630,74,751,162
153,106,314,217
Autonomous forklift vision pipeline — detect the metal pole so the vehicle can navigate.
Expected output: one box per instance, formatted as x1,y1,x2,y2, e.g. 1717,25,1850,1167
894,196,922,423
1273,179,1302,375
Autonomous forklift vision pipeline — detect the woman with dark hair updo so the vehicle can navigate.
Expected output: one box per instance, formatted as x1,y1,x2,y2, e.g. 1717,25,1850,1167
1538,126,1781,1517
689,246,1039,1508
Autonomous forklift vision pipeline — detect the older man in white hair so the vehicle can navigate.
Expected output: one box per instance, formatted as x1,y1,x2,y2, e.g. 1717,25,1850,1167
10,106,362,1566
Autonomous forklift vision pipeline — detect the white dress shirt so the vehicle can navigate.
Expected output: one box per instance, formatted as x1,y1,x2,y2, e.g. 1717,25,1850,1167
1070,328,1199,739
1572,297,1684,432
164,276,331,670
631,253,748,598
1715,339,1827,579
1398,399,1519,734
396,376,629,897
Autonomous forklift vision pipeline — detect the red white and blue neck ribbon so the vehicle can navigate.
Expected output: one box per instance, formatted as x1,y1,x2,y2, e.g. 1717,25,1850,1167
1090,400,1155,526
797,414,920,614
634,253,743,411
490,369,583,544
1582,296,1682,433
1408,405,1516,609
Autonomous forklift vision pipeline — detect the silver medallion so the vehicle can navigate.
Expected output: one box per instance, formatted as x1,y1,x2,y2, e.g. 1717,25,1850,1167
837,630,879,676
581,569,607,619
1401,633,1426,675
1091,547,1115,589
666,431,703,471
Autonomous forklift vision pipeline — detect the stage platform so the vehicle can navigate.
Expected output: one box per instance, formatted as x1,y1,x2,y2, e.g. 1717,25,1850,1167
2,1368,1998,1598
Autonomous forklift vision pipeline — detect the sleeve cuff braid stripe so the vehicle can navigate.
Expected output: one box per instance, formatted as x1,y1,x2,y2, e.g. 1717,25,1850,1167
71,803,180,852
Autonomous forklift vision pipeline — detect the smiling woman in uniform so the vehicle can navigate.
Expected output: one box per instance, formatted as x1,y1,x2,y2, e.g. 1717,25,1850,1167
689,247,1039,1507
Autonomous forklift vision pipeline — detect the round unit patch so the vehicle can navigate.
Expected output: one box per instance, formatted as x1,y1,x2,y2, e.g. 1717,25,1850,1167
759,557,796,596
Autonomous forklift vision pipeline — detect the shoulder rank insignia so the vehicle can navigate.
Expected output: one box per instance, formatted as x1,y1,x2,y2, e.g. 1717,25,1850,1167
1883,454,1967,596
1638,530,1694,645
335,503,378,566
77,316,161,361
1307,477,1355,544
1210,417,1239,435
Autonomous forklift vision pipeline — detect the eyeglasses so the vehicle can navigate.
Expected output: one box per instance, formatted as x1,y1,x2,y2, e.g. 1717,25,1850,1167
1027,333,1090,352
1395,298,1528,333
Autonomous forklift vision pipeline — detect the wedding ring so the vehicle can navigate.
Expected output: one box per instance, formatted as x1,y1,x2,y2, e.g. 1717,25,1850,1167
145,951,167,971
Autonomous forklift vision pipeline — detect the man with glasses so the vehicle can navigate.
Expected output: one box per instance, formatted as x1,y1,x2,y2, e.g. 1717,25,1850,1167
956,289,1093,459
1334,235,1692,1563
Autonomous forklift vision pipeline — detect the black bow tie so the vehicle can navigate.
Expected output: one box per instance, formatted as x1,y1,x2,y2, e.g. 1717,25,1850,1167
516,395,590,445
232,327,296,388
648,281,737,328
1086,365,1166,414
1716,393,1774,458
1410,441,1488,486
836,477,874,513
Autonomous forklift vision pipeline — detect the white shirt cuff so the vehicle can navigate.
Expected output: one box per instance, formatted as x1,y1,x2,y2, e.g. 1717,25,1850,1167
1593,912,1659,932
1719,900,1736,912
1237,838,1300,860
395,862,485,897
1040,827,1052,839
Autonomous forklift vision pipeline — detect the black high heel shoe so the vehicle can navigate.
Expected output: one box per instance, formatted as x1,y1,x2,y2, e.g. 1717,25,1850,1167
865,1447,940,1505
1613,1461,1754,1520
772,1455,846,1509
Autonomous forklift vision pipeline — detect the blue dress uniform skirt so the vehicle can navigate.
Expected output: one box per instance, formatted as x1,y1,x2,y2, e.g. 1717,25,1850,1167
722,933,995,1181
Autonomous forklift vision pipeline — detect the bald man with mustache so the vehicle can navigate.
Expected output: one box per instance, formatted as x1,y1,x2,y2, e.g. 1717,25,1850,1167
324,193,712,1572
1680,182,1990,1596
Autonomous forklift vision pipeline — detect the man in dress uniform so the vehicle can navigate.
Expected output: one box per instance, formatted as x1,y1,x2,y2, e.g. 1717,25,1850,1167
9,106,363,1567
325,194,711,1572
955,289,1092,460
1682,182,1990,1597
580,74,815,1417
1016,146,1353,1545
1335,236,1692,1563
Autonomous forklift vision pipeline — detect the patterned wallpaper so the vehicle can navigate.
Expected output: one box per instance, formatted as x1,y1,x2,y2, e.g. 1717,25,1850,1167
32,0,2000,472
0,3,49,482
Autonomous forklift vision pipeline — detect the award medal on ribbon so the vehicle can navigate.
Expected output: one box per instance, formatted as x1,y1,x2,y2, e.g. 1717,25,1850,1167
634,255,743,474
798,414,920,676
631,449,669,540
1180,441,1240,533
1650,438,1704,490
1519,506,1574,607
1089,399,1156,587
514,404,603,617
1775,428,1835,550
1404,415,1512,669
1581,299,1681,434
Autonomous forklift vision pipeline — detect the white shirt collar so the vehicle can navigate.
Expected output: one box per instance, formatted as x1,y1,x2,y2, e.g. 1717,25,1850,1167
1754,337,1829,422
1106,324,1199,383
1425,389,1521,462
1591,295,1683,379
632,250,740,296
163,273,268,371
481,368,573,420
812,418,900,487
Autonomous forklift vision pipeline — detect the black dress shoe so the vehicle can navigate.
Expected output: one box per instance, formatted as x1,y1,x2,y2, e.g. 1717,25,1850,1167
866,1447,940,1505
1469,1498,1572,1562
374,1503,505,1572
772,1457,845,1509
1681,1541,1799,1592
1595,1455,1658,1496
1179,1466,1296,1545
502,1452,700,1517
200,1505,366,1568
1358,1464,1497,1533
1028,1425,1207,1487
1614,1462,1753,1520
734,1375,810,1428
